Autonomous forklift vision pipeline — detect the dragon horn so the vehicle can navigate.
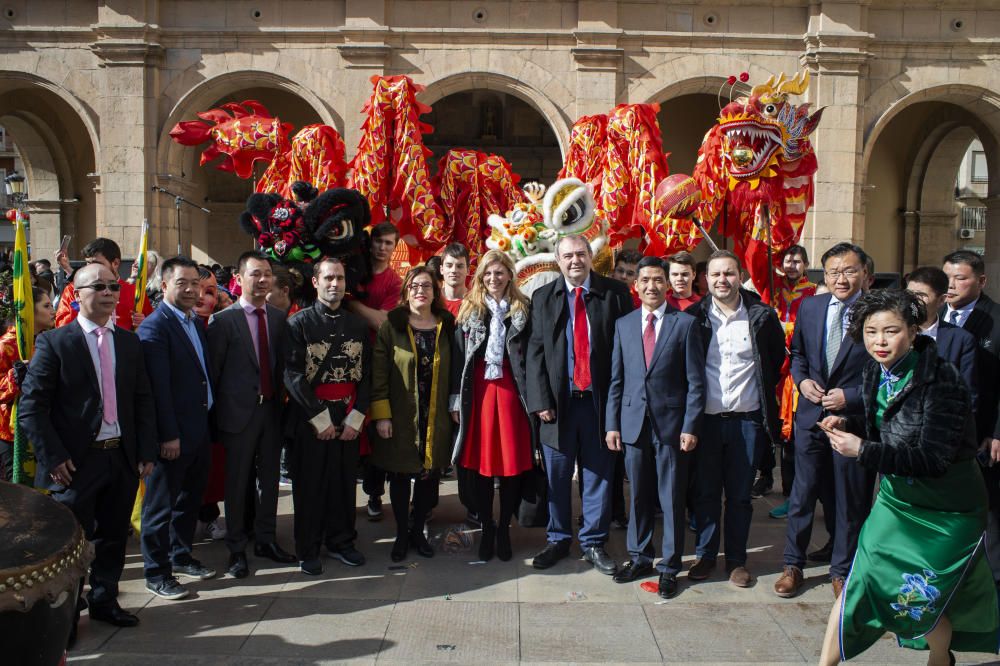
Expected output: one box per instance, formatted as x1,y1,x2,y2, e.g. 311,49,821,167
750,74,775,98
777,70,810,96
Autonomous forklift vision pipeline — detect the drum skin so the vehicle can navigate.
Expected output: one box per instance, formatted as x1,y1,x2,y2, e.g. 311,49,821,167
0,481,93,665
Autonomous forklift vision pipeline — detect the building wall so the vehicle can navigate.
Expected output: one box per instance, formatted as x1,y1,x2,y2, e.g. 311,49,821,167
0,0,998,286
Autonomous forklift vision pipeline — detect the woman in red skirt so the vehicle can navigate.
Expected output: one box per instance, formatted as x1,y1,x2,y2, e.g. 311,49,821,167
451,250,533,561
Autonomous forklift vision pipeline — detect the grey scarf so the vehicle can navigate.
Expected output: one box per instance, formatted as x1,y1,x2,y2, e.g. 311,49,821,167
484,297,509,380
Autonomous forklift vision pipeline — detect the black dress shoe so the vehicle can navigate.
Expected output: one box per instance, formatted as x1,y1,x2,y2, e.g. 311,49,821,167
807,540,833,563
582,546,618,575
227,552,249,578
532,541,571,569
391,536,408,562
613,560,654,584
254,542,297,564
89,602,139,627
409,530,434,558
658,573,679,599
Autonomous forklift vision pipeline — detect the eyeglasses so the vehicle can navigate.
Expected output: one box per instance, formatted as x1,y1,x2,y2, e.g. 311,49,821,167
408,283,434,293
78,282,122,292
824,268,861,280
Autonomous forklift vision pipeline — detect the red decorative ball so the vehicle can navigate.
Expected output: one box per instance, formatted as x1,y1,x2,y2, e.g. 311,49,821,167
5,209,16,223
739,72,750,82
655,174,702,220
727,75,737,86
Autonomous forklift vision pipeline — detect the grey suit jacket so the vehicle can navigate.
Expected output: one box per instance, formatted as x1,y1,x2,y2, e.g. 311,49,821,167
206,301,287,434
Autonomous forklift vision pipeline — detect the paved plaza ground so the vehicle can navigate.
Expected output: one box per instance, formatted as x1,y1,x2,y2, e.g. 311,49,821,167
67,476,1000,665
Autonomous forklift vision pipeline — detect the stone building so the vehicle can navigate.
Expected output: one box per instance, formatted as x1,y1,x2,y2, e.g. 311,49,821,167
1,0,998,286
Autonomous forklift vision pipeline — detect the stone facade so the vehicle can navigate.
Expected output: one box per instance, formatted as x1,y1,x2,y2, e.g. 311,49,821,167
0,0,998,287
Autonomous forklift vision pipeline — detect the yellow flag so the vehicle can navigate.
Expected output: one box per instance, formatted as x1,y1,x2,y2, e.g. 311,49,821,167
13,210,33,361
134,219,149,313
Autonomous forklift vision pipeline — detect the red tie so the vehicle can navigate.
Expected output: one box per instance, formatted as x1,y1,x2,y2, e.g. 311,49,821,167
643,312,657,368
573,287,591,390
255,308,274,399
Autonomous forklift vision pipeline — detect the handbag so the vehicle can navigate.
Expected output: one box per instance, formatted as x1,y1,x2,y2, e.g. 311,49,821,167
516,446,549,528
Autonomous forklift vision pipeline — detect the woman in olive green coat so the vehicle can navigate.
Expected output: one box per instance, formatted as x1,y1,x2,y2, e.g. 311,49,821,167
370,266,456,562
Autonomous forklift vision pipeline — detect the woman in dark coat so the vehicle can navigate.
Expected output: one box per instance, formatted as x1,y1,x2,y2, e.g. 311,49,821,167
450,250,533,562
817,289,998,665
370,266,455,562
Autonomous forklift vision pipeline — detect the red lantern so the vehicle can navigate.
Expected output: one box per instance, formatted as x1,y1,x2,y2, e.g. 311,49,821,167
5,209,17,223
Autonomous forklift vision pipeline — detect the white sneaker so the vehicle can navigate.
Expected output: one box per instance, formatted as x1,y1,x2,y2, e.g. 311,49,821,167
207,518,227,540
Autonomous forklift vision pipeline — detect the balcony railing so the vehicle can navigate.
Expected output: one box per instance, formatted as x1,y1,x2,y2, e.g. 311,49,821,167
962,206,987,231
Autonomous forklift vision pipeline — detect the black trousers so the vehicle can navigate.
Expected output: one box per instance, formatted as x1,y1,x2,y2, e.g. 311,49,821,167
291,428,359,561
472,472,521,527
51,447,137,607
221,401,282,553
362,455,386,500
141,443,211,584
388,471,438,537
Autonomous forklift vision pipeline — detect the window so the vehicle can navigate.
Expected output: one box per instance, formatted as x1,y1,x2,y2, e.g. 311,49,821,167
972,151,988,183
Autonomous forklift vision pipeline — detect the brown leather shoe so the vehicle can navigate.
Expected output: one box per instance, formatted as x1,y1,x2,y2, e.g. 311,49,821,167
688,558,716,581
773,565,804,598
831,577,845,599
727,565,753,588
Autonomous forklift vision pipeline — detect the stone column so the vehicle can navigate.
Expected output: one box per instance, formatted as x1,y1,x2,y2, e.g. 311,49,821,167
982,196,1000,297
338,0,391,154
915,210,960,267
800,0,872,263
573,1,623,118
90,4,162,260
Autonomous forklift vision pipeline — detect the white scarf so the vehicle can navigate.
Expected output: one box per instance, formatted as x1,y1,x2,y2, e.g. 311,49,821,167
484,296,509,380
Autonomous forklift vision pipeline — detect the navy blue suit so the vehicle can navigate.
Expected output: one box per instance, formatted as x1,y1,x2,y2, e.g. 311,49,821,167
606,306,705,574
137,303,213,584
784,293,873,580
933,321,977,410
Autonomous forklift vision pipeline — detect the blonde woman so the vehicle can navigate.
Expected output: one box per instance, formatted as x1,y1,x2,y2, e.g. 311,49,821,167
450,250,533,561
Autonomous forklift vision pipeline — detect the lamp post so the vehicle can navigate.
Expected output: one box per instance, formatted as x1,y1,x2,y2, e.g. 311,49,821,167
4,171,26,208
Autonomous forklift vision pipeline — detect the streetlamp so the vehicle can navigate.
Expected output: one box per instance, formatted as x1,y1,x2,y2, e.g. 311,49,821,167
4,171,26,208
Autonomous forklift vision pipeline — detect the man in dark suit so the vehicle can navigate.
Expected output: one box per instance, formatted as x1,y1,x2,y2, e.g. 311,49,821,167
207,251,295,579
526,234,633,574
904,266,977,399
685,251,785,588
137,256,216,600
605,256,704,598
19,263,156,633
776,242,873,599
942,250,1000,584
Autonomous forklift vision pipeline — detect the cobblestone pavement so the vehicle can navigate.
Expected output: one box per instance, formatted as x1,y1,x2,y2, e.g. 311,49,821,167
67,476,1000,665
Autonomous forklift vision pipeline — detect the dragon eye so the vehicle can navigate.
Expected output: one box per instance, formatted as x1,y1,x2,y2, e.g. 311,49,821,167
763,103,778,116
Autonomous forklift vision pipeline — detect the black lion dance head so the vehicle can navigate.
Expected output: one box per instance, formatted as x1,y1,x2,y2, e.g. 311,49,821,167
302,187,373,296
238,191,321,264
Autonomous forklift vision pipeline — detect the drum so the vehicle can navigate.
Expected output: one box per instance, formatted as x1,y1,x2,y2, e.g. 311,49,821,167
0,480,93,666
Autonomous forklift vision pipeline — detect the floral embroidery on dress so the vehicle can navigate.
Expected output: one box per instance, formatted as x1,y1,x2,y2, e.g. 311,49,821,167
890,570,940,621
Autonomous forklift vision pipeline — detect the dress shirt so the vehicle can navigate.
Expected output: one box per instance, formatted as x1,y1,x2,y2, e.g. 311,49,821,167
920,317,940,341
76,314,122,439
945,298,978,328
704,297,759,414
163,300,214,411
640,301,668,341
239,295,270,362
564,276,592,390
826,290,862,341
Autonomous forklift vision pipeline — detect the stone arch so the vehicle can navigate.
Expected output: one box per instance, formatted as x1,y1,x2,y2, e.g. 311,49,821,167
861,85,1000,278
0,72,98,259
631,56,778,107
155,71,336,264
417,71,572,158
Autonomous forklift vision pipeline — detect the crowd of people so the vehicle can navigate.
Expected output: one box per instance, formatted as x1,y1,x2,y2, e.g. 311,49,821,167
1,224,998,663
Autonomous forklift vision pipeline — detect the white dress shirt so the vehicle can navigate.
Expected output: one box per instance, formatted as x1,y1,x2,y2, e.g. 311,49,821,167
945,298,978,328
76,314,122,439
920,317,940,340
705,297,759,414
640,301,668,342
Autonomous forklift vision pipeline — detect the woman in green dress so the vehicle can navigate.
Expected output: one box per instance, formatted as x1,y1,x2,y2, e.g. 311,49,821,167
818,289,998,665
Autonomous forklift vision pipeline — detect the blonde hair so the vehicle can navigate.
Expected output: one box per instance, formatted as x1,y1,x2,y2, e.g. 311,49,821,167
457,250,529,324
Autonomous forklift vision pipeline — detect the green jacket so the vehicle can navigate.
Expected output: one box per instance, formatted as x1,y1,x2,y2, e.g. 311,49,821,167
370,307,456,473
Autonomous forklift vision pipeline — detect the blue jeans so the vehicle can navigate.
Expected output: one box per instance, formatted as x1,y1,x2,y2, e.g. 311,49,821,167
692,411,765,566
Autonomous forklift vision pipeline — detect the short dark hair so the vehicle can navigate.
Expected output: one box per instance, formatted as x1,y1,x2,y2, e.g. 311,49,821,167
237,251,272,275
615,249,643,267
636,255,668,277
905,266,948,296
313,256,344,277
847,289,925,343
34,259,52,270
943,249,985,276
160,256,199,282
82,238,122,264
707,249,741,268
820,242,869,270
783,244,808,264
442,243,470,264
667,250,696,271
370,222,400,243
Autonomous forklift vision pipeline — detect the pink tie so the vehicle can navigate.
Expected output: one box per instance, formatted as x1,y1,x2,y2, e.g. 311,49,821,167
94,327,118,425
643,312,657,368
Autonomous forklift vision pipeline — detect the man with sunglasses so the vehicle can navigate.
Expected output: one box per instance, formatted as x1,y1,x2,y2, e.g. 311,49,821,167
19,262,157,643
54,237,153,330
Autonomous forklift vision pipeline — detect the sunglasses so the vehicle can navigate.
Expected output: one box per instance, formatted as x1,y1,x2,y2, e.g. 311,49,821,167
78,282,122,292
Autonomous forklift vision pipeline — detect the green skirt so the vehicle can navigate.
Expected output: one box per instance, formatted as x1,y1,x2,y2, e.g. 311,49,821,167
840,458,999,660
